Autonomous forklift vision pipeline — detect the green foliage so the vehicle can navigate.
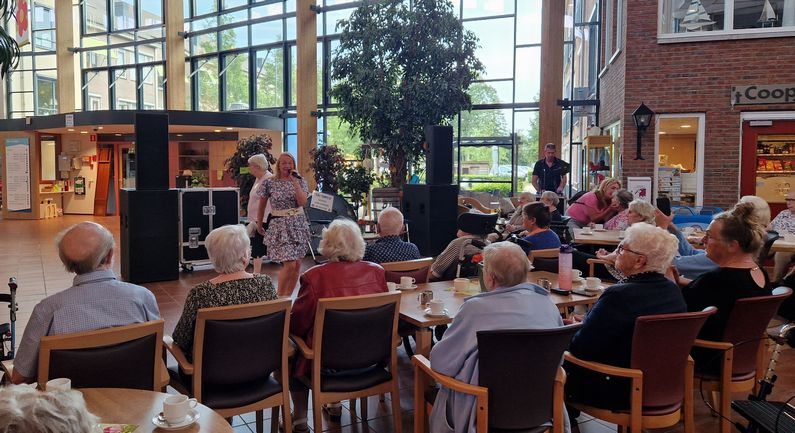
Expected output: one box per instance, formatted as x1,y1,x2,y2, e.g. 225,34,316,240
338,164,375,210
309,145,346,193
467,182,512,197
330,0,484,187
224,134,276,210
0,0,20,78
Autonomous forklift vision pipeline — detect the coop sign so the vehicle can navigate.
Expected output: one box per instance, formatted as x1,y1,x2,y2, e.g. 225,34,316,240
732,84,795,106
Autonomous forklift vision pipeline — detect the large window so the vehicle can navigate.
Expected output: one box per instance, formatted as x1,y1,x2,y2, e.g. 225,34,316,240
659,0,795,40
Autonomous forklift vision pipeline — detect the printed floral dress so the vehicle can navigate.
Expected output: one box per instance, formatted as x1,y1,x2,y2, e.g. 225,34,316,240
258,177,310,262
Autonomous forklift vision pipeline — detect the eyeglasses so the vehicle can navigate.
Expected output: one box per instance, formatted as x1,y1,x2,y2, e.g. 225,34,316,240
616,243,645,257
703,230,726,243
786,199,795,202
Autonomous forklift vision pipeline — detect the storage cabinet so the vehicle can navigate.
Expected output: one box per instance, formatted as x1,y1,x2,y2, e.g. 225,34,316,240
178,188,240,271
177,142,209,187
755,135,795,205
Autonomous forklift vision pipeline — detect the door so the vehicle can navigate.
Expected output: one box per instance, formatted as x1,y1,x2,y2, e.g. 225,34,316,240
741,120,795,217
109,143,136,216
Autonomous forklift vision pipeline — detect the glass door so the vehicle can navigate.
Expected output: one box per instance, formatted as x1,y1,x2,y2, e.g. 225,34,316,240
655,114,705,207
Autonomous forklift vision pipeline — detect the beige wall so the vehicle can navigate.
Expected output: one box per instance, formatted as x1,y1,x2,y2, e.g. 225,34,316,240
659,135,697,172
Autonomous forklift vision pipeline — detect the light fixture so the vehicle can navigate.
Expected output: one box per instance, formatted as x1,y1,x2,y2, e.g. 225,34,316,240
632,102,654,160
680,124,692,128
659,131,667,135
226,127,233,130
213,129,221,132
115,133,122,136
67,128,74,132
176,134,183,137
199,138,205,141
80,131,88,134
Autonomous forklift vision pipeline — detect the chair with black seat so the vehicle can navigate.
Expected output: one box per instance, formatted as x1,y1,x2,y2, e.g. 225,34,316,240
382,257,433,356
291,292,402,432
413,324,582,433
164,300,292,433
38,320,165,391
756,230,779,265
564,308,717,433
692,287,792,433
550,215,572,243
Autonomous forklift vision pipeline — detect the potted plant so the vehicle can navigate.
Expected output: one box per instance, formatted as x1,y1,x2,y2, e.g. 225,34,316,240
330,0,483,187
224,134,275,213
309,145,345,193
338,164,375,217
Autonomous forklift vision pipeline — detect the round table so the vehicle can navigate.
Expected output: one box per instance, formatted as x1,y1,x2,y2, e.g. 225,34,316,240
81,388,233,433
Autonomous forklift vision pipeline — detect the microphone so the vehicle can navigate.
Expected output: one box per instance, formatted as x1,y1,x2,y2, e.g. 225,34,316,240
291,170,302,179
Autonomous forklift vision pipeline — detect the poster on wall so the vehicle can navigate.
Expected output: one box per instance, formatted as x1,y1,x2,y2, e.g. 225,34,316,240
5,138,31,212
627,177,652,202
15,0,29,47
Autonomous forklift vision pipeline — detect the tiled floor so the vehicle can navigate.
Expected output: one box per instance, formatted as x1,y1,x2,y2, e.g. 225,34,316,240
1,214,794,432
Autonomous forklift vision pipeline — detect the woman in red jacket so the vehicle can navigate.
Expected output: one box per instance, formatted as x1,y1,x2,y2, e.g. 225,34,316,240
289,218,387,431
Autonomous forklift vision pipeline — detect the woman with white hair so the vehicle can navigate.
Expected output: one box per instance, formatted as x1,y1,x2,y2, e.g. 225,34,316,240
0,385,98,433
289,219,388,431
247,153,273,273
172,225,277,359
565,224,686,414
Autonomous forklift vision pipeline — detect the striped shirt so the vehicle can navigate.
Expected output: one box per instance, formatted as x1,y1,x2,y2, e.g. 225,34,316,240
13,269,160,380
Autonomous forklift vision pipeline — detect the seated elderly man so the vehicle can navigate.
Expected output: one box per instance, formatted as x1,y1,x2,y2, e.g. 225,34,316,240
430,242,566,433
504,192,535,232
363,207,421,263
11,222,160,384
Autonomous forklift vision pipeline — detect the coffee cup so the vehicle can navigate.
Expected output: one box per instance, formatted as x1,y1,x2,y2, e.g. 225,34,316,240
594,224,604,230
45,378,71,392
581,227,592,234
571,269,582,282
429,299,445,315
163,394,198,424
400,276,415,288
585,277,601,290
386,282,398,292
453,278,469,292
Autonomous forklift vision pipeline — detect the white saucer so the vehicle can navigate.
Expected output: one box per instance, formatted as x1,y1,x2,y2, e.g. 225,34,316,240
617,235,625,239
398,284,418,290
579,231,593,235
152,410,200,430
593,228,607,232
572,277,585,284
425,308,450,317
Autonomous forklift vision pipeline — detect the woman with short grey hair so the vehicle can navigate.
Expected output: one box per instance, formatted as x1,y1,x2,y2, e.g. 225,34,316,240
247,153,273,273
172,225,277,359
0,385,98,433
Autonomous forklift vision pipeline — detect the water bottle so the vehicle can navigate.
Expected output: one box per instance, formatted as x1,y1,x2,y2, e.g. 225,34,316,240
558,244,573,292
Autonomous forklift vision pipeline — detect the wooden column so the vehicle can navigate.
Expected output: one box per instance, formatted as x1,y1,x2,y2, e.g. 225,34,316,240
165,0,186,110
55,0,75,113
296,0,318,190
539,0,565,158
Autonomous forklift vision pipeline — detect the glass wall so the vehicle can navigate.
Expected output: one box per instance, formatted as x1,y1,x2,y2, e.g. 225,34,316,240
80,0,165,111
5,0,58,118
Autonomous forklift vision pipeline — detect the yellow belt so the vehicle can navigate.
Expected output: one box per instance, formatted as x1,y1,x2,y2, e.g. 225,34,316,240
271,207,303,217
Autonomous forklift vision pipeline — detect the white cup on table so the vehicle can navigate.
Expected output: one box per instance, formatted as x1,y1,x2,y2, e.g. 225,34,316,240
453,278,469,292
571,269,582,282
45,378,71,392
400,276,416,289
163,394,198,424
594,223,604,230
429,299,445,315
581,227,592,234
386,282,398,292
585,277,601,290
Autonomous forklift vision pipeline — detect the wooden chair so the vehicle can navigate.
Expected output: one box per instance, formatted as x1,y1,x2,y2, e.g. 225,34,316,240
164,300,293,433
564,308,717,433
458,197,494,214
530,248,560,260
692,287,792,433
382,257,434,356
38,320,165,391
413,325,581,433
586,258,612,277
381,257,433,284
292,292,402,433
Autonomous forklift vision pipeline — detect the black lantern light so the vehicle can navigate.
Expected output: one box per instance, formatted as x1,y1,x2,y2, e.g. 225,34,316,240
632,102,654,160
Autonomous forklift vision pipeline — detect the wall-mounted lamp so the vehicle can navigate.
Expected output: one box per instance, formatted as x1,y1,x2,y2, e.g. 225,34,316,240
632,102,654,160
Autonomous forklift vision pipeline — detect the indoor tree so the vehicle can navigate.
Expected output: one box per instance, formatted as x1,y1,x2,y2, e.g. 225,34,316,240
330,0,483,187
0,0,21,78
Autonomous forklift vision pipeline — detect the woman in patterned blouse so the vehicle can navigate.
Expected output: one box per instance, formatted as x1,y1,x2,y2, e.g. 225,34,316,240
172,225,277,359
770,191,795,281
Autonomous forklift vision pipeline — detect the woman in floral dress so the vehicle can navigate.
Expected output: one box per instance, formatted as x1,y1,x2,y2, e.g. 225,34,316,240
256,152,310,296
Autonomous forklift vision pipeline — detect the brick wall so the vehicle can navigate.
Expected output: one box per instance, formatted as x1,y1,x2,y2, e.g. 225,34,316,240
599,0,795,207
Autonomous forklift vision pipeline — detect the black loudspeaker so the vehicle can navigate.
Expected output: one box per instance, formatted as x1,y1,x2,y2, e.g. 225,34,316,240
120,189,179,284
135,113,169,190
402,184,459,257
425,125,453,185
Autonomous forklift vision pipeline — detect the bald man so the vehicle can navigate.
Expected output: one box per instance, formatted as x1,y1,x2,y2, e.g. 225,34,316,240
11,222,160,384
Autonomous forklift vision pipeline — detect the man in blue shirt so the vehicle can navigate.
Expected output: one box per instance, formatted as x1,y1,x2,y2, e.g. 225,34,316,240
11,222,160,384
363,207,421,264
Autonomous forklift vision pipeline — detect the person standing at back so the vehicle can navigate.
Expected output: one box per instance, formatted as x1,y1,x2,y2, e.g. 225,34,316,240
11,222,160,384
532,143,570,214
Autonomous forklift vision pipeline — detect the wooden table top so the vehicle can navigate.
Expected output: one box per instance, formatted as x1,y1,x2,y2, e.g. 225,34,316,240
399,271,601,328
81,388,232,433
572,228,624,245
